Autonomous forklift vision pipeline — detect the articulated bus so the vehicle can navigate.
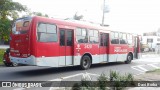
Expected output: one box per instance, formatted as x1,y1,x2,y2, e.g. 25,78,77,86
10,16,141,69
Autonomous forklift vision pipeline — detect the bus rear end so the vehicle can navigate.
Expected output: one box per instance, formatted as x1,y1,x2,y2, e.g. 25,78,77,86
10,17,36,65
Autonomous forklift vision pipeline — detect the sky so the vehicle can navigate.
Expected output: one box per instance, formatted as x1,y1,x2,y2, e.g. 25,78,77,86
13,0,160,34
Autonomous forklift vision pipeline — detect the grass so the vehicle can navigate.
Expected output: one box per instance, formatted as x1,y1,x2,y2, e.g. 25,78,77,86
146,69,160,75
0,49,6,65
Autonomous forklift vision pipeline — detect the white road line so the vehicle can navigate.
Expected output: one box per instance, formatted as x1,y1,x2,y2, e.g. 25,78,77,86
131,66,146,72
60,73,83,80
136,65,148,72
88,73,100,77
147,64,160,69
13,88,25,90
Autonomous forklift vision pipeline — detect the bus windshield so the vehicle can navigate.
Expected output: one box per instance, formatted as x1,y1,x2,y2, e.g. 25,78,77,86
12,17,32,34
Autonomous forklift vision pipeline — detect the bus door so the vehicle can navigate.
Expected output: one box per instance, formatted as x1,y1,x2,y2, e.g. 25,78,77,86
99,33,109,62
134,36,139,59
59,29,74,66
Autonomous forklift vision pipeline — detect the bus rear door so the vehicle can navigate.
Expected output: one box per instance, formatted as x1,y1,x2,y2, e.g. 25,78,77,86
59,28,74,66
134,36,141,59
99,33,109,62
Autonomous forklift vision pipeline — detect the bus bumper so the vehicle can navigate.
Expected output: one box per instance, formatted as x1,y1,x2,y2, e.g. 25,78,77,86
10,55,36,65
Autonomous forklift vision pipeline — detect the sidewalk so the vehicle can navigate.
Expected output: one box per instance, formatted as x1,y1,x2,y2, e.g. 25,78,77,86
0,45,9,49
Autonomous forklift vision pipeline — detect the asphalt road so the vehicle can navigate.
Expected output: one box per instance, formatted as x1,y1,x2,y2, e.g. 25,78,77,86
0,55,160,90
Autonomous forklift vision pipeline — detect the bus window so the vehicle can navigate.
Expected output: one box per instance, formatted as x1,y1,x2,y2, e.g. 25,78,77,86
100,34,103,46
120,33,127,44
12,17,32,34
111,32,119,44
100,33,108,46
67,31,72,46
60,30,65,46
37,23,57,42
89,30,99,43
127,34,133,45
76,28,88,43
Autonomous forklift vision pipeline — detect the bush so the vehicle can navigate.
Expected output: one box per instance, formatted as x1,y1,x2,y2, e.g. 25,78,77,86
0,49,5,64
72,71,134,90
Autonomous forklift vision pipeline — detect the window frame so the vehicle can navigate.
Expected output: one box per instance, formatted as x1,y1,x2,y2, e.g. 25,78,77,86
88,29,99,43
76,28,88,43
37,22,58,42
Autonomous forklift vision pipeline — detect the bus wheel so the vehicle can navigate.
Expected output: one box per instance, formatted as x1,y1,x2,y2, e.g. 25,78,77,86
4,63,12,67
11,62,18,67
125,54,132,64
80,55,91,70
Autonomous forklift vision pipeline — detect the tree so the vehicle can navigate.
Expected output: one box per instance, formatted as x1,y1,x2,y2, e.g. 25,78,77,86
0,0,27,20
73,12,83,20
0,0,27,43
32,12,49,17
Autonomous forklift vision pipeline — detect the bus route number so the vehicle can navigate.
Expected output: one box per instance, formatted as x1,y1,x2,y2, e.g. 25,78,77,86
84,44,92,49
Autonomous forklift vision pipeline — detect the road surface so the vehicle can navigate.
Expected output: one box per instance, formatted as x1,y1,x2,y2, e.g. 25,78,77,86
0,55,160,90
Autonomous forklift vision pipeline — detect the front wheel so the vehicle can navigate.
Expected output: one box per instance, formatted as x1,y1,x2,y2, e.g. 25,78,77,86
80,55,91,70
125,54,132,64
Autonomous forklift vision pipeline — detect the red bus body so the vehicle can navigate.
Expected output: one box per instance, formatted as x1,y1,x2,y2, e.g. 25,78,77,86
10,16,141,68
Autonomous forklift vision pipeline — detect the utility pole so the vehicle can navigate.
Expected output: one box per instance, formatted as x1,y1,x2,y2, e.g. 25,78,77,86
102,0,109,26
102,0,105,26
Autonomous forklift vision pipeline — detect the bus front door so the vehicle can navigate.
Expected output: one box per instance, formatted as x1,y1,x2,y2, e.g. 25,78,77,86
59,29,74,66
99,33,109,62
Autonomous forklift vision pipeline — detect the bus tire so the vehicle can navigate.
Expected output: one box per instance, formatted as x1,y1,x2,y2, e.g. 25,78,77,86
80,55,91,70
11,62,18,67
125,53,132,64
4,62,12,67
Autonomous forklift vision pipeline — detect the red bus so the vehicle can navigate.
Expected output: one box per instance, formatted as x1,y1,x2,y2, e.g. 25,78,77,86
10,16,141,69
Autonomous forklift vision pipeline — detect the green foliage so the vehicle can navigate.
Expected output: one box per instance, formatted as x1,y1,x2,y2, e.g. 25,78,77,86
0,0,27,41
72,71,134,90
0,0,27,19
110,71,135,90
73,12,83,20
32,12,49,17
97,73,108,90
0,49,5,65
0,18,11,41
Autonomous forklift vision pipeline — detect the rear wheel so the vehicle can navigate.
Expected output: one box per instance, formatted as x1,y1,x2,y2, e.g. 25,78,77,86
80,55,91,70
4,62,12,67
11,62,18,67
125,54,132,64
3,48,18,67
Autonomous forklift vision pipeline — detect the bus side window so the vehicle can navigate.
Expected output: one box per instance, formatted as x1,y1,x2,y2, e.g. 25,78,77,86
67,31,72,46
89,30,99,43
60,30,65,46
37,23,57,42
111,32,119,44
100,34,103,46
76,28,88,43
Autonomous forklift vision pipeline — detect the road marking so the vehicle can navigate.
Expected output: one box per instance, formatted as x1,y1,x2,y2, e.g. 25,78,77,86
13,88,25,90
131,65,148,72
136,65,148,72
131,66,146,72
88,73,100,77
147,63,160,69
